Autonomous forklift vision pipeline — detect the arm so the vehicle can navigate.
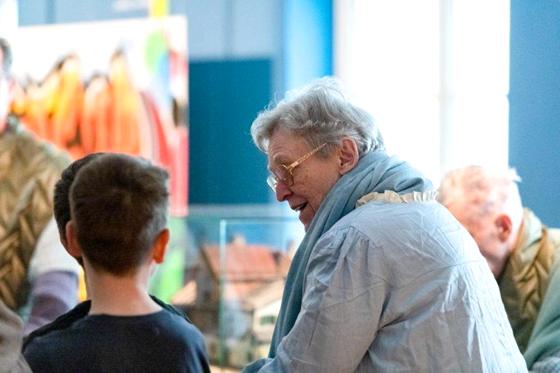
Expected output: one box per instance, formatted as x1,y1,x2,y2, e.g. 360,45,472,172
24,271,78,335
0,300,32,372
530,351,560,373
25,218,80,334
525,259,560,371
245,227,386,372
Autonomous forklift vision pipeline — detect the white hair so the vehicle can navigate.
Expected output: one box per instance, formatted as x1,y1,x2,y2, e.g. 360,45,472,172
438,165,524,227
250,77,384,157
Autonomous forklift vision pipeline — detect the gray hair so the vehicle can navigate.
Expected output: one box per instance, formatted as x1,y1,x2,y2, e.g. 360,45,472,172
438,165,523,225
250,77,384,156
0,38,12,75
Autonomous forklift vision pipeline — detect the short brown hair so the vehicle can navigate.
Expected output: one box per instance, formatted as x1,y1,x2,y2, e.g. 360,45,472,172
54,153,104,241
70,153,169,275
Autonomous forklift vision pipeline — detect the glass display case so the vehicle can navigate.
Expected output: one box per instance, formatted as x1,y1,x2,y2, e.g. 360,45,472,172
150,205,304,370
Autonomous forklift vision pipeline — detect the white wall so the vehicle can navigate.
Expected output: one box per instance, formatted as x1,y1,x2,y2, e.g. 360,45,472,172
0,0,17,39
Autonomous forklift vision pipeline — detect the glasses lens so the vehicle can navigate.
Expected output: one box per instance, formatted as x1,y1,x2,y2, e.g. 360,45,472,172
267,174,280,191
267,168,293,190
279,166,293,186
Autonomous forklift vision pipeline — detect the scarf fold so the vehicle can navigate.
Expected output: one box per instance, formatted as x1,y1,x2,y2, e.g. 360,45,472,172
269,150,433,356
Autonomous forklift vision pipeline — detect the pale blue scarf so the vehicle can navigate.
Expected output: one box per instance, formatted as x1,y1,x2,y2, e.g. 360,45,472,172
269,150,433,356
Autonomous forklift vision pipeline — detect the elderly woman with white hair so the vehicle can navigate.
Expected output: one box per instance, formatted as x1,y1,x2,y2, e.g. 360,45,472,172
244,78,526,372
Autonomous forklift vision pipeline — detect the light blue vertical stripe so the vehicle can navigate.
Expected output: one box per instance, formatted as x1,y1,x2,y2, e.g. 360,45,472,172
284,0,333,91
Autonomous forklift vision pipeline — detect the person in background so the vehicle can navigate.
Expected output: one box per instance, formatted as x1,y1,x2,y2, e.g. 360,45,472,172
53,152,104,257
439,165,560,371
23,153,210,372
0,300,31,372
243,77,526,372
0,37,79,334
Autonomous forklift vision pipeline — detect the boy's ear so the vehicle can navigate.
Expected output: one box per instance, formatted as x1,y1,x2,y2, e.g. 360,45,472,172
152,228,170,264
65,221,82,259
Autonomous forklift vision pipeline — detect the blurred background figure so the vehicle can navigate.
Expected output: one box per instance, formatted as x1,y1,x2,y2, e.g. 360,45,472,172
0,37,79,334
0,300,30,372
439,165,560,370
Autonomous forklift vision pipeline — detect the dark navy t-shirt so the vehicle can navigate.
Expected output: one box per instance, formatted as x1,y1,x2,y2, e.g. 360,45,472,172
23,309,210,373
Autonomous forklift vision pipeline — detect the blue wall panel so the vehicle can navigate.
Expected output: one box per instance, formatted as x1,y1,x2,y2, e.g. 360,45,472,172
18,0,50,25
509,0,560,227
284,0,333,90
189,59,272,204
19,0,146,24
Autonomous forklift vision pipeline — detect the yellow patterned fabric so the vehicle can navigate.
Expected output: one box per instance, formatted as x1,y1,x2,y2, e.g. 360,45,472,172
0,119,70,312
499,208,560,353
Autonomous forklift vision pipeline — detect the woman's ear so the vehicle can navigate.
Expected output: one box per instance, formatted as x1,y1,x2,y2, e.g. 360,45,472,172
152,228,170,264
65,221,82,259
338,138,360,175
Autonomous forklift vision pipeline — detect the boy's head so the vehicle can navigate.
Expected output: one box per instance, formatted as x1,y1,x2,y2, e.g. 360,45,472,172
68,153,170,276
54,152,104,247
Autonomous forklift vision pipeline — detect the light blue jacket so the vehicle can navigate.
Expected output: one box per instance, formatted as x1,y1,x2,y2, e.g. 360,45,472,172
247,199,527,372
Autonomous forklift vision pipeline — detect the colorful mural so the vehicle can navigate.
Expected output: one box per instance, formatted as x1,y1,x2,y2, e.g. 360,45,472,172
9,16,188,215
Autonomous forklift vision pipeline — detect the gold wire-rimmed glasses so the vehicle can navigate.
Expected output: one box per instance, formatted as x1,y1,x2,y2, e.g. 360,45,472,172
267,142,327,191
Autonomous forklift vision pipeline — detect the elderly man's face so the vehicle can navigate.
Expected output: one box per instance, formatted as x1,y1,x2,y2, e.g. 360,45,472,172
267,127,341,230
446,203,509,277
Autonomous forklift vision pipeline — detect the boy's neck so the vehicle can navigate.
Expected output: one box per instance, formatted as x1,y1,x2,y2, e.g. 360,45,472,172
85,263,161,316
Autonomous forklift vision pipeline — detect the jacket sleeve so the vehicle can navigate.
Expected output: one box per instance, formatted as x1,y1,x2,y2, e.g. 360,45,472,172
525,259,560,370
25,218,80,335
530,352,560,373
0,300,32,372
24,271,79,335
244,227,386,373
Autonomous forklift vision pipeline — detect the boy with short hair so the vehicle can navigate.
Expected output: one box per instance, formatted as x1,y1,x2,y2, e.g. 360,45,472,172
23,153,210,373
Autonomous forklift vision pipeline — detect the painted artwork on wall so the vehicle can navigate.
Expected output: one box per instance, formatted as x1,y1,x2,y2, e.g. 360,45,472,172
9,16,188,216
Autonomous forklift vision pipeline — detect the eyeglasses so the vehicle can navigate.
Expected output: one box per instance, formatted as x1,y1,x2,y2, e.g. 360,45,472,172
267,142,327,191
